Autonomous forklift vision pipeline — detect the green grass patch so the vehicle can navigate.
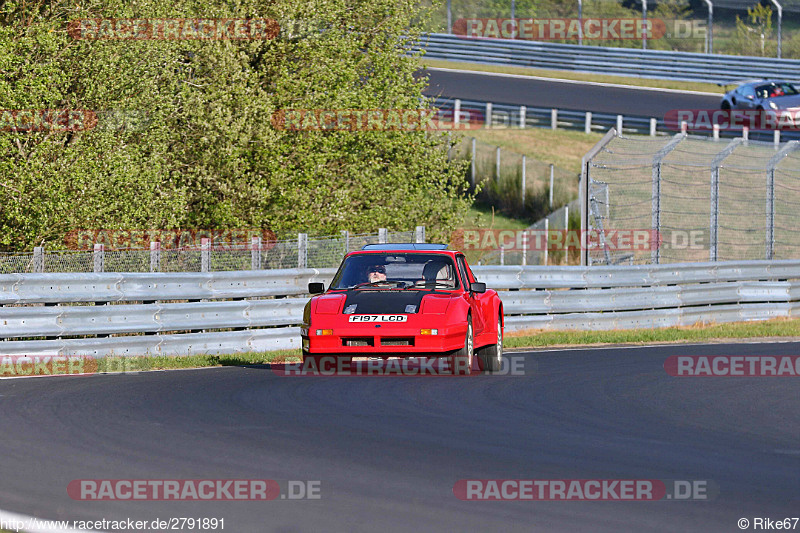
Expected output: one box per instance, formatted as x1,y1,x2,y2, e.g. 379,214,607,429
96,349,301,373
420,58,722,94
505,318,800,349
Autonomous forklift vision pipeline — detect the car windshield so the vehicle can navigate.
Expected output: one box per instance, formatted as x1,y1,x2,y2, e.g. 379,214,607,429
754,83,799,99
329,253,459,290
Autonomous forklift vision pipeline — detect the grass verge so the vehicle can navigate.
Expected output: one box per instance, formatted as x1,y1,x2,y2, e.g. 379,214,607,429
505,318,800,349
420,58,723,94
74,317,800,375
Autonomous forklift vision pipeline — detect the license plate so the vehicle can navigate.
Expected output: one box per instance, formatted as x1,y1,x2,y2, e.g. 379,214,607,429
348,315,407,322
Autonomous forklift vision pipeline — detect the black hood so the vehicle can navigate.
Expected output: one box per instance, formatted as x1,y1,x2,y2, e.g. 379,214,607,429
343,290,428,314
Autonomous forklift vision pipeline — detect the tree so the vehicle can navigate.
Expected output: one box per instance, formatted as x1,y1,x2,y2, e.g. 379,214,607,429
0,0,471,251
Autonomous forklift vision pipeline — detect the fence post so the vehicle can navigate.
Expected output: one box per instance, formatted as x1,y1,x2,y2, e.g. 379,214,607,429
150,241,161,272
522,229,527,266
564,205,569,265
378,228,388,244
454,99,461,125
415,225,425,243
652,133,685,264
251,236,262,270
495,147,501,182
500,245,505,266
447,131,452,160
585,112,592,134
616,115,623,134
650,118,657,137
201,238,210,272
485,102,492,128
551,109,558,130
298,233,307,269
93,243,104,273
521,155,526,206
765,141,800,259
519,105,526,128
470,137,476,187
549,164,555,208
33,246,44,273
710,138,743,261
446,0,452,33
341,230,349,256
544,218,549,266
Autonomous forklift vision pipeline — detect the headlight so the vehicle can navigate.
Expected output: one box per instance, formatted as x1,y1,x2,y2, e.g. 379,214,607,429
769,101,778,110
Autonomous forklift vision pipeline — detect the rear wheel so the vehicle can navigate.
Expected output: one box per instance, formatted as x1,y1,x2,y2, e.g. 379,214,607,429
449,317,474,376
477,315,503,373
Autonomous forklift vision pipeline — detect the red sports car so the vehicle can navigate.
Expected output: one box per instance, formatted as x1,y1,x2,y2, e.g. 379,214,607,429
300,244,504,375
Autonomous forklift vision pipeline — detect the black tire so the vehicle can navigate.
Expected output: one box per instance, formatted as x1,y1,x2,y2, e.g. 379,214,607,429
721,101,731,111
477,315,503,373
449,316,474,376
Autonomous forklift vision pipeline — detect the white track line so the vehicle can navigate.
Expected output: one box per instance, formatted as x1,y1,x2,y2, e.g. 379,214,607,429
0,507,100,533
424,66,722,96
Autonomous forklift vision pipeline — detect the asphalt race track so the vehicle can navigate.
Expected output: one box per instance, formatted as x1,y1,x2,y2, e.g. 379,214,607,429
422,68,723,117
0,342,798,532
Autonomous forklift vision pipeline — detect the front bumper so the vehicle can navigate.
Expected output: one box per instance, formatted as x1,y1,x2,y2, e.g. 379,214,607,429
301,315,467,356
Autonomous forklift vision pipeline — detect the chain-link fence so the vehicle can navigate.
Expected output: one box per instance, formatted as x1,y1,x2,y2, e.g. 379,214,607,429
0,229,422,274
474,199,580,265
585,133,800,265
450,136,578,220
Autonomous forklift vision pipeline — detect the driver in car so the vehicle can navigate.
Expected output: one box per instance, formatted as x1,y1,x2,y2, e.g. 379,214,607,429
366,264,387,284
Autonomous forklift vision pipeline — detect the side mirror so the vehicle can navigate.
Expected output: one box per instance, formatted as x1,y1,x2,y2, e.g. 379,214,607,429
308,282,325,294
470,282,486,294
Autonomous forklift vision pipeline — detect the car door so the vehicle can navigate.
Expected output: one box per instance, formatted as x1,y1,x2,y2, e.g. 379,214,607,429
456,254,486,337
738,86,757,109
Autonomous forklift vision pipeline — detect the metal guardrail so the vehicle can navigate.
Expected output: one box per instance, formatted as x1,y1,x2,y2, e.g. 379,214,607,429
2,260,800,356
434,97,800,142
418,33,800,83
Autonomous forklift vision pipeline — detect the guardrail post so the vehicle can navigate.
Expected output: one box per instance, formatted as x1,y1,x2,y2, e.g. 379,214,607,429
454,99,461,125
774,130,781,147
521,155,527,206
681,121,688,134
250,236,262,270
549,164,555,208
710,138,743,261
485,102,492,128
713,124,720,140
415,225,425,243
150,241,161,272
616,115,623,134
341,230,350,255
495,147,501,182
298,233,307,269
470,137,476,187
585,112,592,134
33,246,44,273
742,126,749,141
520,106,526,129
378,228,388,244
201,238,210,272
551,109,557,130
650,118,657,137
93,243,104,273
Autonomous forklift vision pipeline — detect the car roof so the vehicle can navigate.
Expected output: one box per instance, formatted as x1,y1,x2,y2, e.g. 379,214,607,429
361,243,448,251
346,245,459,258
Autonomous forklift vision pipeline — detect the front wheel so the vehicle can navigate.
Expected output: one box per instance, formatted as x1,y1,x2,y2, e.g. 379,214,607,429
477,315,503,373
449,317,474,376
